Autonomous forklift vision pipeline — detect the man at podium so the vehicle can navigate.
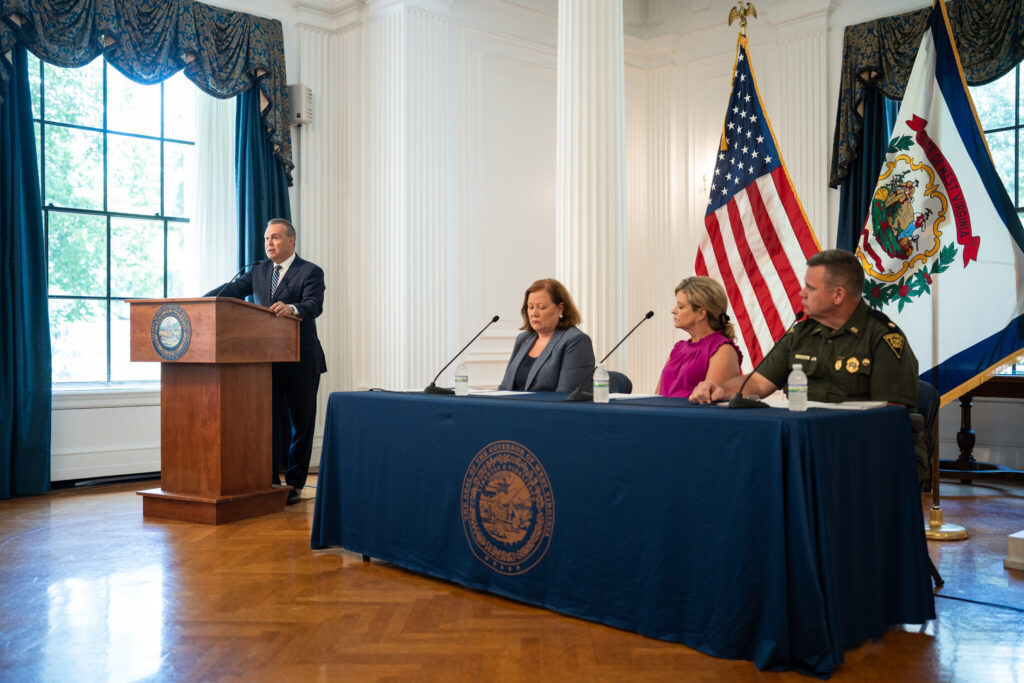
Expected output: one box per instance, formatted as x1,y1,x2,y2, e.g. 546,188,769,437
206,219,327,504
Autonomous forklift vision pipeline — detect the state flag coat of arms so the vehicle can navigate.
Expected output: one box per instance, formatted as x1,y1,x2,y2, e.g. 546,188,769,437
857,0,1024,405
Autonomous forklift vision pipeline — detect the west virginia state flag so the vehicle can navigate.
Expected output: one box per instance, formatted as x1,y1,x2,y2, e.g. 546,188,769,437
857,0,1024,406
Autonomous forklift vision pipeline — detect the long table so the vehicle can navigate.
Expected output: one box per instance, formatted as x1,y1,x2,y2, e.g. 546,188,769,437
311,391,935,677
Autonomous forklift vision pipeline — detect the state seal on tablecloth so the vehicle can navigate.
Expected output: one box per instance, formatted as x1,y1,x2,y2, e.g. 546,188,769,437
461,440,554,575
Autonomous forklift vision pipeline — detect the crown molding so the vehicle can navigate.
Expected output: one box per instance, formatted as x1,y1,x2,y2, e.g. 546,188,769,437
293,0,365,32
766,0,831,37
624,33,678,70
366,0,452,17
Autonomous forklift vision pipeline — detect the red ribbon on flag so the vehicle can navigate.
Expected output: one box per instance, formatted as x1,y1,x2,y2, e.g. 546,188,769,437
907,115,980,265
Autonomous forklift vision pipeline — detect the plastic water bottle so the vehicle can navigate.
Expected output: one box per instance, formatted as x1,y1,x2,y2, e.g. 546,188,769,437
454,361,469,396
593,364,610,403
788,363,807,412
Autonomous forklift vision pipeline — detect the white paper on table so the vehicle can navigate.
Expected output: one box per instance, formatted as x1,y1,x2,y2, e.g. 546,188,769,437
815,400,888,410
468,389,533,396
761,393,887,410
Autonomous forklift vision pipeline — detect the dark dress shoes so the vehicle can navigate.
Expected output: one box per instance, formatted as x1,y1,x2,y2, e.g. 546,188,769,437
286,488,302,505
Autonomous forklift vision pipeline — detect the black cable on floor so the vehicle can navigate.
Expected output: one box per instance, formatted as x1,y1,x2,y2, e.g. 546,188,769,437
934,593,1024,613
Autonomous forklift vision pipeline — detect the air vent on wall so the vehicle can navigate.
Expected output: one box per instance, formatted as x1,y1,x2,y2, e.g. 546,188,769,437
287,84,312,127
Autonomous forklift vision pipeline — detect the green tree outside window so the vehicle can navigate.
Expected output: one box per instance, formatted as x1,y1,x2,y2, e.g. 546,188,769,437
29,53,196,383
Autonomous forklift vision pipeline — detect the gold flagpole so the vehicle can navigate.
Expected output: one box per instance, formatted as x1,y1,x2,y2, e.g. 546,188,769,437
926,439,967,540
923,0,967,543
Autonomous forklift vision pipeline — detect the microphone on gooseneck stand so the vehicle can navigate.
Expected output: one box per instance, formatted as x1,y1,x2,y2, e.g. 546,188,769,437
210,261,261,298
567,311,655,402
728,311,804,409
424,315,500,395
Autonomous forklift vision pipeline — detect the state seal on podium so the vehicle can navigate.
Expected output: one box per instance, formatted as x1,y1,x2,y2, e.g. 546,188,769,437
150,303,191,361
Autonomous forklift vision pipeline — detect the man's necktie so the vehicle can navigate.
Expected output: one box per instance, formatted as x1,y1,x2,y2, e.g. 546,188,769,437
271,265,282,299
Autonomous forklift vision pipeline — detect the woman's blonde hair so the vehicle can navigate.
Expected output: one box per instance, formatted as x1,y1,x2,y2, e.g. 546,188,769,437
675,276,735,339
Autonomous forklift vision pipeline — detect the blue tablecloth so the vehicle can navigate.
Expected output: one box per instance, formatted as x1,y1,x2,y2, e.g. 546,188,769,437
311,391,935,677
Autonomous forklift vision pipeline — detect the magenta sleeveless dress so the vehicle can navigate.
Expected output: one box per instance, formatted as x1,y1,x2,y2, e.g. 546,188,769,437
658,331,743,398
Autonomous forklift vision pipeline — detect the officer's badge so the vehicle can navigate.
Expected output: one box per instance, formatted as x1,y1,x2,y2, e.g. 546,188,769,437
884,333,905,358
846,357,860,373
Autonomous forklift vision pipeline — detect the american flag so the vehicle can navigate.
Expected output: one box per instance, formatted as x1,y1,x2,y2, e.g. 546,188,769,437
696,36,820,368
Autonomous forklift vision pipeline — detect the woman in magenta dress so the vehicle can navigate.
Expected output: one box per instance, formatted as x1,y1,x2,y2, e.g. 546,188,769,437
657,276,743,398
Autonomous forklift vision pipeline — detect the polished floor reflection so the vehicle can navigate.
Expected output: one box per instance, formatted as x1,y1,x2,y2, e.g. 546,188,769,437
1,476,1022,681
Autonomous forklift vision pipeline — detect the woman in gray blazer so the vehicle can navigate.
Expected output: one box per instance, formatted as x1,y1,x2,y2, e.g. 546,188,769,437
498,278,595,392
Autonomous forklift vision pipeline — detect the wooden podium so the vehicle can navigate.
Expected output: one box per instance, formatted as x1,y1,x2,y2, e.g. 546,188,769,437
129,298,299,524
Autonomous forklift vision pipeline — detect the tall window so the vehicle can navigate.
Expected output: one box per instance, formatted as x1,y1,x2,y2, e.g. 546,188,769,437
971,64,1024,374
28,54,197,383
971,64,1023,213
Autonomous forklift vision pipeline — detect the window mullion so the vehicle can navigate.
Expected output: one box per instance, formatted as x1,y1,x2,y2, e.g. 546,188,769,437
1011,67,1019,209
161,81,168,298
103,61,112,383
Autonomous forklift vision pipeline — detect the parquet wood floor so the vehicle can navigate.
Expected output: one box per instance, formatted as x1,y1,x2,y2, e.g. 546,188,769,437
1,477,1022,681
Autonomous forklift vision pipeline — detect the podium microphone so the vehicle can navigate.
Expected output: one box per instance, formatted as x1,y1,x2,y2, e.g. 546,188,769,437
567,311,654,402
728,311,804,409
209,261,261,298
424,315,500,395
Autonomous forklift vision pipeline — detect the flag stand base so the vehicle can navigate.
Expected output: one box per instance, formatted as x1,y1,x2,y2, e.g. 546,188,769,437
925,506,968,540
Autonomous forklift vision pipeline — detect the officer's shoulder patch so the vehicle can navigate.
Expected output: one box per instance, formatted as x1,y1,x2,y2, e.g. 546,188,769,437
883,332,905,359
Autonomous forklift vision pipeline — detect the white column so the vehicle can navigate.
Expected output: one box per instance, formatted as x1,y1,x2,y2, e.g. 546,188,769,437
366,4,405,390
555,0,628,364
365,0,453,390
770,4,830,247
626,35,676,393
405,4,453,389
290,3,366,466
293,4,364,397
333,16,365,393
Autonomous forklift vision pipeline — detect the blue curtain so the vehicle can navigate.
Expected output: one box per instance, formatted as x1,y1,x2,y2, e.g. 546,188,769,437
235,87,292,475
236,87,292,268
829,0,1024,188
0,0,294,183
0,44,51,499
836,86,899,253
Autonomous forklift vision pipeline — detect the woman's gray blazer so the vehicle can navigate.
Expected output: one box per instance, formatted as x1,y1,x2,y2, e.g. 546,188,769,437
498,326,595,392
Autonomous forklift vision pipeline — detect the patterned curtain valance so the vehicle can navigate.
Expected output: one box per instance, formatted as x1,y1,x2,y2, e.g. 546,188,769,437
829,0,1024,188
0,0,293,182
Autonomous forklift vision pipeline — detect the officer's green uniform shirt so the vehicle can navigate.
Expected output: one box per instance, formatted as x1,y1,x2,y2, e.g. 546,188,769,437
758,299,919,410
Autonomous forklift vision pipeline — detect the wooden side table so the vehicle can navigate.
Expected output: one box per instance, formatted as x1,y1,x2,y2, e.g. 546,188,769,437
940,375,1024,483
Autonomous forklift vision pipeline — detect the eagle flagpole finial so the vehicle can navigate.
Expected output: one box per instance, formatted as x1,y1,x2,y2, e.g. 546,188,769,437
727,2,758,37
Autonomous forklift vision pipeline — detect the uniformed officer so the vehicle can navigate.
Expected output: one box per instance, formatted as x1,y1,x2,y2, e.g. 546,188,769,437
690,249,926,478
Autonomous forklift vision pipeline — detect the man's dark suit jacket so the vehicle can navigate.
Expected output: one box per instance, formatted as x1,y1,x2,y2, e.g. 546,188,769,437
206,255,327,487
206,256,327,374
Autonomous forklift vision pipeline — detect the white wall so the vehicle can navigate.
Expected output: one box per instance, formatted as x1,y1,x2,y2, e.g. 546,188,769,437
51,0,1022,482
